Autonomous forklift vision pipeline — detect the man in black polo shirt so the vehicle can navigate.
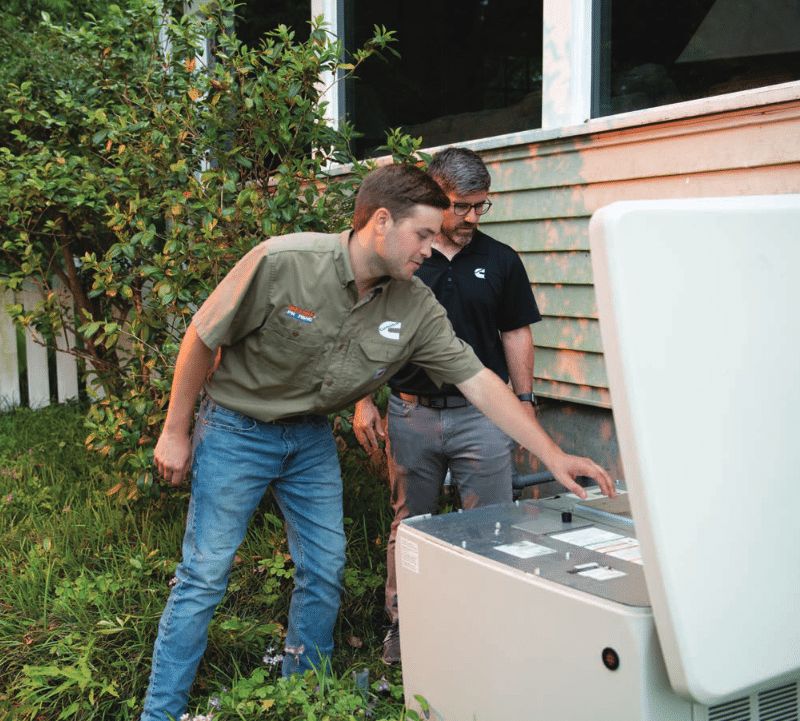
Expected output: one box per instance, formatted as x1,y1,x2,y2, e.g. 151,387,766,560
354,147,542,665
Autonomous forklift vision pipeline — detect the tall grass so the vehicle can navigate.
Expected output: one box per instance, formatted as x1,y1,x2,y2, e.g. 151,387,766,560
0,402,413,720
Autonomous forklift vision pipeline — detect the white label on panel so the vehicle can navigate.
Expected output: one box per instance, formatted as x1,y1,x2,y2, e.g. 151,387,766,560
551,527,624,547
400,537,420,574
579,566,627,581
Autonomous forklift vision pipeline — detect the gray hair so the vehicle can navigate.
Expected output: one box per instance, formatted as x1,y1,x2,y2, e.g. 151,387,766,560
427,147,491,195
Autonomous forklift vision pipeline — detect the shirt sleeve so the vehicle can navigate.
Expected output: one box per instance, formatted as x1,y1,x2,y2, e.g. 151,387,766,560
192,242,273,350
497,246,542,333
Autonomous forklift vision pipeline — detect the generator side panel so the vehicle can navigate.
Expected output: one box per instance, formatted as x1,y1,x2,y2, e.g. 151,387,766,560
397,523,692,721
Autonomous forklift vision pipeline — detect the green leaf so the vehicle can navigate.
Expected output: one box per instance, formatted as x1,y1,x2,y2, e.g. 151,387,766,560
219,618,244,631
58,701,81,719
82,322,102,338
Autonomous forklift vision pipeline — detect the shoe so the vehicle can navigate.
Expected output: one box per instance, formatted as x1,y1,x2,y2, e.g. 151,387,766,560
382,622,401,665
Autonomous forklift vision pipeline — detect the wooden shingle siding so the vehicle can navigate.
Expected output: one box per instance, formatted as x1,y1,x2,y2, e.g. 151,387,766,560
479,97,800,407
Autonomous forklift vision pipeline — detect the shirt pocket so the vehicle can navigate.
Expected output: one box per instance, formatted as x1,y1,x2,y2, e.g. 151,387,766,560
357,340,410,384
257,314,325,388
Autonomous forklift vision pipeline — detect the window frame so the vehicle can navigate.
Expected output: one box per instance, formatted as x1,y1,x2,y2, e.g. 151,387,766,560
312,0,345,129
313,0,800,148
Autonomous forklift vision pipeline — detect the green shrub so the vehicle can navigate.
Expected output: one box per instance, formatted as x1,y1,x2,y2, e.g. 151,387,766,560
0,0,426,494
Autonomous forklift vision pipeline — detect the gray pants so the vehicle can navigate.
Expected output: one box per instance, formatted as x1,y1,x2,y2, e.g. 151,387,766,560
385,393,513,622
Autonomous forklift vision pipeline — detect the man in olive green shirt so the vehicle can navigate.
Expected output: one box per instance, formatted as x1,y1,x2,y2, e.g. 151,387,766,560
190,229,483,423
142,163,614,721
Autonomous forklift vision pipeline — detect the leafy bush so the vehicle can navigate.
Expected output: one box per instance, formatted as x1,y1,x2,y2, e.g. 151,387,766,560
0,0,426,493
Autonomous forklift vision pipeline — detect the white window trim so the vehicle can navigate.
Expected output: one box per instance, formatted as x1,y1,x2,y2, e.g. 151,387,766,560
312,0,345,128
542,0,594,128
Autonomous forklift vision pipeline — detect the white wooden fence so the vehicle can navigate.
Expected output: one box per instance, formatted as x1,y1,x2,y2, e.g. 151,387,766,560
0,279,81,409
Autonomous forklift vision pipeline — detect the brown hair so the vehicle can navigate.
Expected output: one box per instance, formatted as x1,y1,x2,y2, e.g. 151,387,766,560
353,163,450,231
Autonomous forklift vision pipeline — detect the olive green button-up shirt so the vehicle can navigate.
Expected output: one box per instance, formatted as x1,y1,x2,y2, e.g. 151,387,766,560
192,231,483,422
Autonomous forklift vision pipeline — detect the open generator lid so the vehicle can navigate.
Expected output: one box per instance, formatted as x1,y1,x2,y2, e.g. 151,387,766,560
589,195,800,705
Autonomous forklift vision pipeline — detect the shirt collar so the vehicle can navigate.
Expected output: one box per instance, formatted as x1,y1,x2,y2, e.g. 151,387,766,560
336,230,356,287
337,229,390,297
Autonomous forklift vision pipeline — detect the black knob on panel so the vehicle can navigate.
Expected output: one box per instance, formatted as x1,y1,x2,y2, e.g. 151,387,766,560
602,647,620,671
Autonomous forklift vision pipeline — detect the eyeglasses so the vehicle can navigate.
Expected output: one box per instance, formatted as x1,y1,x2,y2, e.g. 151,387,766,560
451,200,492,216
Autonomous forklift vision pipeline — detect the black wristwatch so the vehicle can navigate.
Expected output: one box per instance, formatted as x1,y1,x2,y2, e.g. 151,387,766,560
517,393,537,405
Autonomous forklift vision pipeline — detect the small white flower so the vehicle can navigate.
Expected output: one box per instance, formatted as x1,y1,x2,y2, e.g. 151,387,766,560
262,651,284,666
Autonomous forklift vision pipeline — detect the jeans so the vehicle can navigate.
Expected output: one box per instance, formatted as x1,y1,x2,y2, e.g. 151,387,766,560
384,393,513,623
141,396,345,721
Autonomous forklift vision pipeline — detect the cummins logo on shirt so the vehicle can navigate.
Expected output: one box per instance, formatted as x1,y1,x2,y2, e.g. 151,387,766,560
379,321,401,340
474,268,486,279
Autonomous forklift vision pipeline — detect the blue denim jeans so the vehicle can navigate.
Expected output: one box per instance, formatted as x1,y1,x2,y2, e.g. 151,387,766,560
141,397,346,721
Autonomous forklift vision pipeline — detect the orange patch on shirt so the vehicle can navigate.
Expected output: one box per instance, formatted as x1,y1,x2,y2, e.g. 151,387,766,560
286,305,316,324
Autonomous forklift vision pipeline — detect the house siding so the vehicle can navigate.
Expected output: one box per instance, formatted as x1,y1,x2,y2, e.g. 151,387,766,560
479,97,800,411
466,95,800,486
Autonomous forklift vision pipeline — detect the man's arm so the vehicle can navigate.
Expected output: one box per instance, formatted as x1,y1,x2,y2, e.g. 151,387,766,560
458,368,616,499
354,327,536,454
501,324,537,419
153,323,217,485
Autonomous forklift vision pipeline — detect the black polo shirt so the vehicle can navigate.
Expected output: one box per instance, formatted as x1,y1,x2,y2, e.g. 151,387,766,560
389,230,541,397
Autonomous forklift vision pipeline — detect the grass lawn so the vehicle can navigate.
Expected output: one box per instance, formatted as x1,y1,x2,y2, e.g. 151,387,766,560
0,402,418,720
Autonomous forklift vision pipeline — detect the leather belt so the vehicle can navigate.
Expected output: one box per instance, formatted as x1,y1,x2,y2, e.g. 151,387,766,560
394,391,469,409
271,414,321,425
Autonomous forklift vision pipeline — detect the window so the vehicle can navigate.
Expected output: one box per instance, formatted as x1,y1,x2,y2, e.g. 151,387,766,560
234,0,312,45
344,0,543,156
240,0,800,145
594,0,800,117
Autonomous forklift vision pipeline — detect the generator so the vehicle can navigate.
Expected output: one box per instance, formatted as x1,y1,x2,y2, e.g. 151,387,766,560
397,195,800,721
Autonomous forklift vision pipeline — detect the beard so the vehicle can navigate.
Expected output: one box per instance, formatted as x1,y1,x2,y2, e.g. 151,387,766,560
444,222,477,247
